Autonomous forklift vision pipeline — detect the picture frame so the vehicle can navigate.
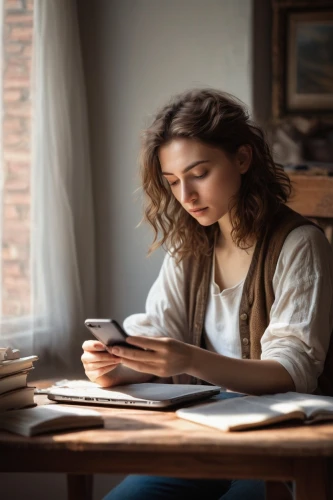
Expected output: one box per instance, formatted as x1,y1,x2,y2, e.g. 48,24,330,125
272,0,333,119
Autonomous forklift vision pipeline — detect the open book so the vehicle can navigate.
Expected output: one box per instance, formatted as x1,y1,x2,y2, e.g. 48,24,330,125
176,391,333,431
0,404,104,436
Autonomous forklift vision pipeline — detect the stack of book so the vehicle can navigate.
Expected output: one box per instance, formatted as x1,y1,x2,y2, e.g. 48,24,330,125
0,347,38,412
0,350,104,436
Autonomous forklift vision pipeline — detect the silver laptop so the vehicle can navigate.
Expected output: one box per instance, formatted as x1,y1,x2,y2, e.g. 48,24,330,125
47,383,221,409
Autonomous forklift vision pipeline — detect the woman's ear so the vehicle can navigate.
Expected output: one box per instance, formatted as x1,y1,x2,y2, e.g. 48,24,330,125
237,145,252,174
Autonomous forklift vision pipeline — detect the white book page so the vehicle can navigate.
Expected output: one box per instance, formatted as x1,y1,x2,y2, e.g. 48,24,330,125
0,405,103,436
0,405,102,428
272,392,333,420
0,356,38,377
177,392,333,430
251,392,333,419
177,395,304,431
0,404,100,426
0,356,38,367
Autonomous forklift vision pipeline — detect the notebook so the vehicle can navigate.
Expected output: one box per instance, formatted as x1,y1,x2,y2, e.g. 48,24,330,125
47,382,221,409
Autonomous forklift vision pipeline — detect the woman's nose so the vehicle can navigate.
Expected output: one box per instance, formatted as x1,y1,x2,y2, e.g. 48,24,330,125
180,183,197,204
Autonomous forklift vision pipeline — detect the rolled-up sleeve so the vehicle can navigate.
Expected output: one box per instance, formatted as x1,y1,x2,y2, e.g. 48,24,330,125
261,225,333,393
123,252,187,341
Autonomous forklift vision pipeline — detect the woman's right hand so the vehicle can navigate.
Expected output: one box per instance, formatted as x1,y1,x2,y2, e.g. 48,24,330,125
81,340,121,387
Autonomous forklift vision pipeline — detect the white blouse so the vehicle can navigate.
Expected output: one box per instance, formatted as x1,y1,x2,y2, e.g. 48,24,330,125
124,225,333,394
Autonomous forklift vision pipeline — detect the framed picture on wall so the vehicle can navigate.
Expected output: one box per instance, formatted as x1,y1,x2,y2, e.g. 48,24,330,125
287,10,333,112
272,0,333,118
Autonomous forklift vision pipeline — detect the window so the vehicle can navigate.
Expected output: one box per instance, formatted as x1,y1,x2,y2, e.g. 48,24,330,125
1,0,33,335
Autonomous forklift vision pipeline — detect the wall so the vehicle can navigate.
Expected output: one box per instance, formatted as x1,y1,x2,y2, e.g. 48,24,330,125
2,0,256,498
78,0,254,325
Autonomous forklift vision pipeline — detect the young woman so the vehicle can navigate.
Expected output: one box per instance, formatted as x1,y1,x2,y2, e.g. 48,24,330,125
81,88,333,500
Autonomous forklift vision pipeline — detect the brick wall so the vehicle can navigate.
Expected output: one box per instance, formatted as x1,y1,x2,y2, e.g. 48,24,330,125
2,0,33,318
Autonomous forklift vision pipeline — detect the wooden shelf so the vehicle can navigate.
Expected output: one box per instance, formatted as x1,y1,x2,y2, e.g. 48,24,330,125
287,175,333,218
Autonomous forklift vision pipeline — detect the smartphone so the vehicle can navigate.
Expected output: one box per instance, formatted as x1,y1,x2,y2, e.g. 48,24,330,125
84,318,142,350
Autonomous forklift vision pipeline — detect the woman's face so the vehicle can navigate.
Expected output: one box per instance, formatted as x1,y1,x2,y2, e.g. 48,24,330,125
158,138,251,226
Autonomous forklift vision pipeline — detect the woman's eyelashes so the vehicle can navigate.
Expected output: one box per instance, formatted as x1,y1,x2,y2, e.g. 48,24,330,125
168,171,208,187
194,172,208,180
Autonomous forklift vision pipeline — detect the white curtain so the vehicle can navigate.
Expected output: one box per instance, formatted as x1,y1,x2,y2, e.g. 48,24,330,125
0,0,3,318
29,0,96,372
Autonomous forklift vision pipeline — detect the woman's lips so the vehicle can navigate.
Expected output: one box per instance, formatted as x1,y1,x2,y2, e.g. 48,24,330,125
189,207,208,216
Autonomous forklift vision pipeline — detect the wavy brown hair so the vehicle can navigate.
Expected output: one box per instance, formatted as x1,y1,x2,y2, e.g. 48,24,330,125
140,88,292,261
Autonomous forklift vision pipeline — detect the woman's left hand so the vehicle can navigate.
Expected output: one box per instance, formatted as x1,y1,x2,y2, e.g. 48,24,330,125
108,336,193,378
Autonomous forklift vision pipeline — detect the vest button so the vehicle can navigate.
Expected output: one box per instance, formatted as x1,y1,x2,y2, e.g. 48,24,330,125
240,313,248,321
242,354,249,359
242,337,249,346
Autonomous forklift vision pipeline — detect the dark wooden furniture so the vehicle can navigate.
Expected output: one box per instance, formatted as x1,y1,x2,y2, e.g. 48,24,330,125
0,393,332,500
287,174,333,243
288,174,333,218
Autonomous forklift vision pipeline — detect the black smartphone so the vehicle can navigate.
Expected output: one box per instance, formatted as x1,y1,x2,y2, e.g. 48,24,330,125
84,318,142,350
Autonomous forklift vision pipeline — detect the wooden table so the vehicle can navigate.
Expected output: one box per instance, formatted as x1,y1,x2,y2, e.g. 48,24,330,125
2,174,333,499
2,176,333,499
0,394,332,500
